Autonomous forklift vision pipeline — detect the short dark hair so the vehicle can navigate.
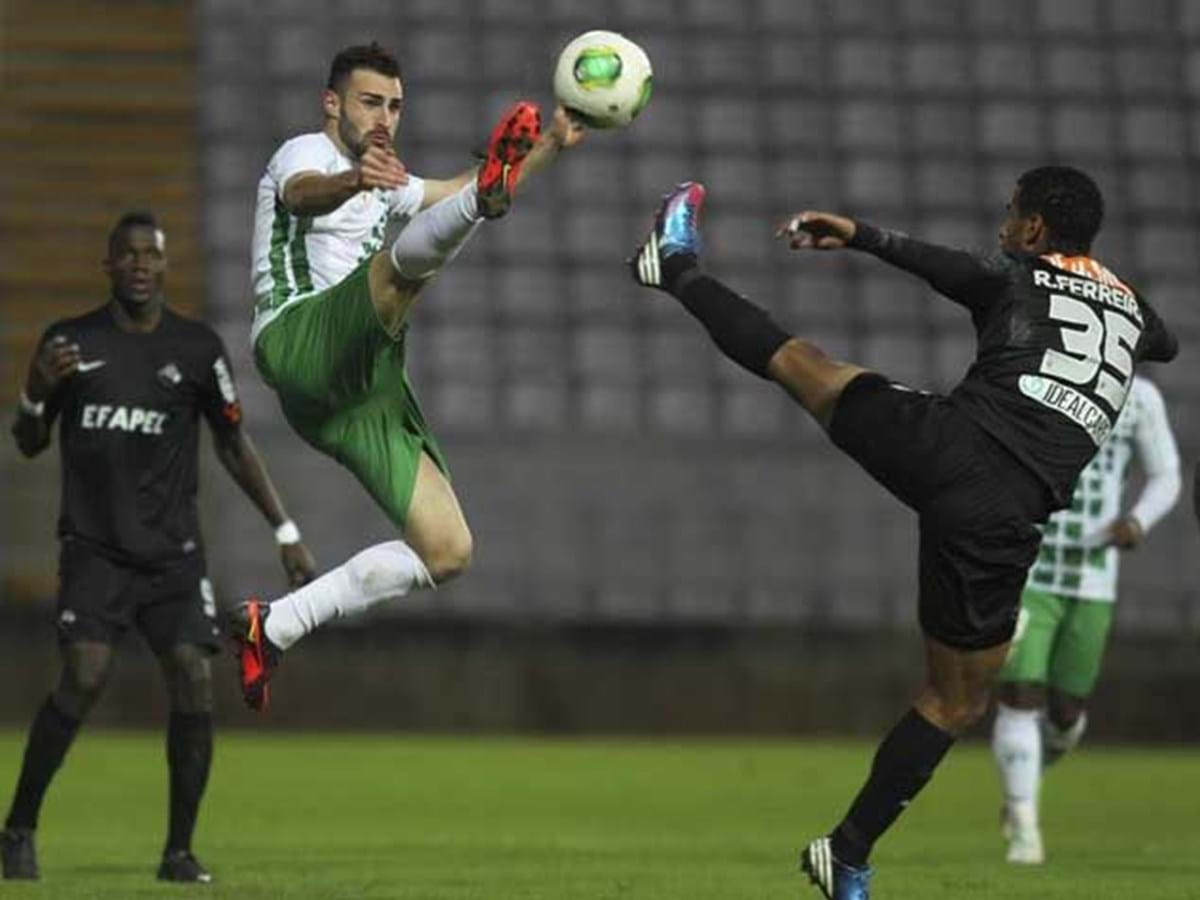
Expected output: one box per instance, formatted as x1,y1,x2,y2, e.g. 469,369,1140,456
1015,166,1104,255
326,42,401,93
108,210,162,255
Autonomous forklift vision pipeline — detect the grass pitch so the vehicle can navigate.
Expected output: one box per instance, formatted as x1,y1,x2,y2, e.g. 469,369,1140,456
0,731,1197,898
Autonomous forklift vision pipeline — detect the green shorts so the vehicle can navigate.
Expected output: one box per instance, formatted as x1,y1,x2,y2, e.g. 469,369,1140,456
998,588,1115,698
254,262,448,528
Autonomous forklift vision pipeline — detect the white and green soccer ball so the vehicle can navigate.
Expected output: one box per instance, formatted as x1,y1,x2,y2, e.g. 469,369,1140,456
553,30,652,129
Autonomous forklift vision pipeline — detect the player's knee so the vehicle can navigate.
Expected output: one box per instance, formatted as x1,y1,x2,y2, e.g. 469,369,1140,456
920,689,991,735
164,645,213,713
56,650,114,716
423,529,474,585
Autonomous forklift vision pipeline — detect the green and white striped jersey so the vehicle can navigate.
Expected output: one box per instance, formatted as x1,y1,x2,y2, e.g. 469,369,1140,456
1026,376,1180,602
250,132,425,344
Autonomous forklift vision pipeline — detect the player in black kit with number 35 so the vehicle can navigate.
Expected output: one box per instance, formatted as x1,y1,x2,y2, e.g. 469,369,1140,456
1,212,316,885
630,168,1176,899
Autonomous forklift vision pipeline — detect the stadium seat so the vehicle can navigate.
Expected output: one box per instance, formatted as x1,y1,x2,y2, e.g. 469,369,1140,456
409,29,474,81
980,102,1043,152
1051,104,1113,157
1047,46,1106,94
835,40,896,89
846,158,908,207
579,386,640,432
975,43,1038,93
906,42,971,93
839,101,903,150
1122,106,1187,158
1037,0,1100,34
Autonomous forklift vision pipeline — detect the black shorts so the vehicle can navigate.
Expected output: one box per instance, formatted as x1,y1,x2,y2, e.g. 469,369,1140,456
829,373,1051,651
56,539,222,655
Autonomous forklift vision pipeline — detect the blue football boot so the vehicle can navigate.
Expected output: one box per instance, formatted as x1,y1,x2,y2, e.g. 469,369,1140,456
630,181,706,288
801,837,873,900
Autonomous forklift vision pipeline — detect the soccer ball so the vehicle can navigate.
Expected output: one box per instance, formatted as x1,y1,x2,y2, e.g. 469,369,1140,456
553,30,653,129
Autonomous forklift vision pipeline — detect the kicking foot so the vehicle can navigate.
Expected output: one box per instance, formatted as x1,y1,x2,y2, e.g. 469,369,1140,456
1,828,38,880
801,837,872,900
226,598,281,712
157,849,213,883
476,100,541,219
629,181,706,289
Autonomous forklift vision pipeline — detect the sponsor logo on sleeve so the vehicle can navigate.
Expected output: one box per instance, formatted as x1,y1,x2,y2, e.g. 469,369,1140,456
212,358,242,425
200,577,217,619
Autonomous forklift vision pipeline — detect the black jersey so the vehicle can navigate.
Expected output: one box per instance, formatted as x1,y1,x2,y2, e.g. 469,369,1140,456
850,225,1178,509
39,305,243,566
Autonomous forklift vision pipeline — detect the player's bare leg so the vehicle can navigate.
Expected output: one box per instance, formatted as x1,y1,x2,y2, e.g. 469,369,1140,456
403,451,473,584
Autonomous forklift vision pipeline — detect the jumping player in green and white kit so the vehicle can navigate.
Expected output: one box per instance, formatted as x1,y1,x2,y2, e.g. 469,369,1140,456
992,373,1180,864
230,42,585,710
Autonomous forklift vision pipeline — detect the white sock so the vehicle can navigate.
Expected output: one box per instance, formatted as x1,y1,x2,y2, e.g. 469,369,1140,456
390,182,481,280
264,541,433,650
1042,712,1088,767
992,704,1042,827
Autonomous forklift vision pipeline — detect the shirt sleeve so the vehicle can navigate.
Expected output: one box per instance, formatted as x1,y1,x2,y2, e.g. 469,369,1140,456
196,330,243,434
1129,379,1181,532
385,175,426,221
268,134,339,200
1134,296,1179,363
848,223,1011,312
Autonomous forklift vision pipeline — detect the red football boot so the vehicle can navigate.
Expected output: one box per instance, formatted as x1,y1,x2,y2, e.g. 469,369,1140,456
227,598,280,712
476,101,541,219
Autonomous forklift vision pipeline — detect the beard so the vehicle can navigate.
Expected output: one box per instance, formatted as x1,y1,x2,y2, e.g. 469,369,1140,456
338,115,392,158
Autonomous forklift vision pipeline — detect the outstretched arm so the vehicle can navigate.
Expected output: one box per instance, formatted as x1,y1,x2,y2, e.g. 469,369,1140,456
211,427,316,588
778,212,1008,310
283,143,410,217
514,105,586,187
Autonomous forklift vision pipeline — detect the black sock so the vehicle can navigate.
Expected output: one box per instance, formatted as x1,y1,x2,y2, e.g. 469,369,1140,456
660,252,698,294
165,711,213,853
671,272,791,379
5,696,82,831
830,708,955,867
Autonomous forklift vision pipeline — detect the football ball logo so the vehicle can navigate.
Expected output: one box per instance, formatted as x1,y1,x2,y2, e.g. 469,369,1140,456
553,30,653,130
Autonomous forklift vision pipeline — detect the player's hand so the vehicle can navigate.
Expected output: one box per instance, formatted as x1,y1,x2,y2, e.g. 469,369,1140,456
1106,516,1144,550
28,335,81,401
776,211,856,250
280,542,317,588
548,104,587,150
356,144,409,192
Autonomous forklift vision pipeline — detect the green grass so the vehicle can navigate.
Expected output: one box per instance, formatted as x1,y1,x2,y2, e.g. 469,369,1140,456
1,731,1198,898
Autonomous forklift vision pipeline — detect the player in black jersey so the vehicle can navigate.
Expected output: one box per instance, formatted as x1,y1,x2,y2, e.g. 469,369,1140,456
1,212,315,884
630,167,1176,900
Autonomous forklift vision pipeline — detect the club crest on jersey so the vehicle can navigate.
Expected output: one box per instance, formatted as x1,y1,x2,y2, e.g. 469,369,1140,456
81,404,168,434
157,362,183,387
